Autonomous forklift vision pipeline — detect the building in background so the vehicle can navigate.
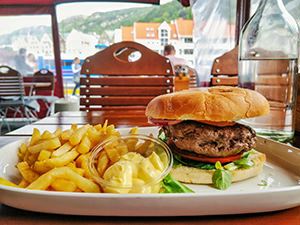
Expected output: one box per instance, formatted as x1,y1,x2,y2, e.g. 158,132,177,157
115,18,194,67
12,34,51,57
63,29,99,59
11,29,100,61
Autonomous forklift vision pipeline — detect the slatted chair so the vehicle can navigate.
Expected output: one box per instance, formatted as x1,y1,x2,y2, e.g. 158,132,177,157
33,68,55,96
0,66,36,131
80,41,175,111
211,46,239,86
31,69,58,116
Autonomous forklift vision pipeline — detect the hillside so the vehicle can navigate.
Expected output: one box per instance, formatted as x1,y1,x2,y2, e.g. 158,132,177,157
0,0,191,46
59,0,192,35
0,0,299,47
0,26,51,45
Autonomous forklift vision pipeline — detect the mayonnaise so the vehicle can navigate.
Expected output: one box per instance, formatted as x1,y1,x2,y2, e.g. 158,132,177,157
102,152,165,193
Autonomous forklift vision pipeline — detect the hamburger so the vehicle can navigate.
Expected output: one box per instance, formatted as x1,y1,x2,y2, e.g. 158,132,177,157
145,86,269,189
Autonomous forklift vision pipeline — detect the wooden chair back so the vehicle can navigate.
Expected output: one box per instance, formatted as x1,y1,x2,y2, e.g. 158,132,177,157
80,41,175,111
33,69,55,95
0,65,25,98
211,46,238,86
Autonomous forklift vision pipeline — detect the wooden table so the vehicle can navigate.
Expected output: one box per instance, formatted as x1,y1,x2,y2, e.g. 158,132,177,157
1,110,300,224
23,82,52,96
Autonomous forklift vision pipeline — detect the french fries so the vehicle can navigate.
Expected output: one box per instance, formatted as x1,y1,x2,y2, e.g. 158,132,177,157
0,122,157,193
27,167,100,193
8,122,141,193
28,137,61,154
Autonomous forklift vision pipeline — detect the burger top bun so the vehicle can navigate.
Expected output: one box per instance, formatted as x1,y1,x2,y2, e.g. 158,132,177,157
145,86,270,122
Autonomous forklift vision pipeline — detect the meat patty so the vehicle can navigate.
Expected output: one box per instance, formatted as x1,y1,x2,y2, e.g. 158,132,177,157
163,121,256,157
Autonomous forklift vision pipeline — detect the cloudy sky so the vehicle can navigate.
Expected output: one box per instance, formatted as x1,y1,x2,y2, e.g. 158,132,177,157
0,0,172,35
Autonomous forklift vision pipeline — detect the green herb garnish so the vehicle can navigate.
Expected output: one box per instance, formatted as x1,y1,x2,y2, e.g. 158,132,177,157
258,179,268,186
233,158,254,168
242,149,258,159
212,161,232,190
158,128,168,143
161,174,194,193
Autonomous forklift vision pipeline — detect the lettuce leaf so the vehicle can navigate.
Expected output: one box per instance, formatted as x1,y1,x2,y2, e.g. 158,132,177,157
173,154,216,170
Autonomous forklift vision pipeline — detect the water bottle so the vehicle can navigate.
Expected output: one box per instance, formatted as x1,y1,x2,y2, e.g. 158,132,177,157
238,0,299,142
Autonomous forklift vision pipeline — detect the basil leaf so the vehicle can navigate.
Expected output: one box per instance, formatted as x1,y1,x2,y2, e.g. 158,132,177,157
215,161,223,170
212,169,232,190
162,174,195,193
233,158,254,168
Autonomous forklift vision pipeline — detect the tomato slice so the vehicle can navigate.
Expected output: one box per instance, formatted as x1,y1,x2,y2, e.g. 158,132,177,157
175,151,243,163
168,140,243,164
197,120,236,127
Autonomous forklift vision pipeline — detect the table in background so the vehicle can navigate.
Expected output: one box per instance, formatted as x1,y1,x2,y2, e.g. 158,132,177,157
6,110,150,136
1,110,300,225
23,82,51,96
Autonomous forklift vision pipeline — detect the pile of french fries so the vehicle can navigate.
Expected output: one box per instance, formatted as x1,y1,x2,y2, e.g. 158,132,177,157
15,121,138,193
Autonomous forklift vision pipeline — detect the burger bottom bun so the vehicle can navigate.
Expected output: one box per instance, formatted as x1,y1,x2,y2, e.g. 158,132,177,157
170,152,266,184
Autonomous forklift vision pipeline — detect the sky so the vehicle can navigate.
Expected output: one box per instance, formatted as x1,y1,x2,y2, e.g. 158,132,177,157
0,0,172,35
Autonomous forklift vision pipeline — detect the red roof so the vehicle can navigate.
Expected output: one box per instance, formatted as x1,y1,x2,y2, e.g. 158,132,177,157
122,18,193,40
121,26,134,41
134,22,160,39
176,17,193,36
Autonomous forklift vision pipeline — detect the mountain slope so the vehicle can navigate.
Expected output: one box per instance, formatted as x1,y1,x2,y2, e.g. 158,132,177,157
0,0,191,45
59,0,191,34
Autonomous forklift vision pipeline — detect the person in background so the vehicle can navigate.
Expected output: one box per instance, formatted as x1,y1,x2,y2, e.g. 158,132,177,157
14,48,33,76
163,44,189,66
26,53,39,75
71,57,81,95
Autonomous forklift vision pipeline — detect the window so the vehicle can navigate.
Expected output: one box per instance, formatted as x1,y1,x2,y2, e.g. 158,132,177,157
161,29,168,37
184,37,193,43
0,15,54,77
160,38,168,46
184,49,194,55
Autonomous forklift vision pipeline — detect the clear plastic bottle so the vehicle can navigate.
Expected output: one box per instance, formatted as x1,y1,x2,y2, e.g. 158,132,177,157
238,0,299,142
